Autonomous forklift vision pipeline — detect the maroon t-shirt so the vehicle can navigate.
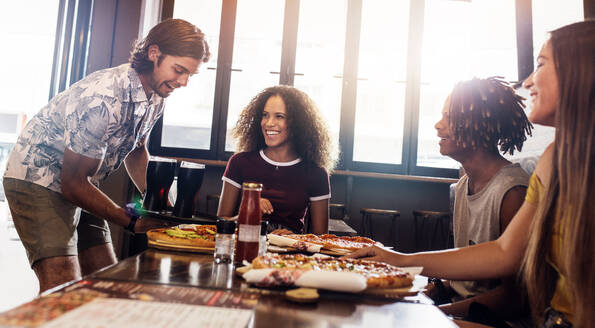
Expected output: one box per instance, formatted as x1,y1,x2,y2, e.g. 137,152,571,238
222,150,330,232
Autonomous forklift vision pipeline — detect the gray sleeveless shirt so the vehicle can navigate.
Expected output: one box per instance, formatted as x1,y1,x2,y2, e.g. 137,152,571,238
450,163,529,298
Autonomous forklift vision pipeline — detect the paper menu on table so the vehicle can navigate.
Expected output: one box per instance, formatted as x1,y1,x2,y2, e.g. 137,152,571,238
40,298,253,328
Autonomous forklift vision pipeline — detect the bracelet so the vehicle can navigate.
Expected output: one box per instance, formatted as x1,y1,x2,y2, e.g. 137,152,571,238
124,203,140,234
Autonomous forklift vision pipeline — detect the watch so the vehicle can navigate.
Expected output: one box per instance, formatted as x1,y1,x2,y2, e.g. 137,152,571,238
124,203,140,234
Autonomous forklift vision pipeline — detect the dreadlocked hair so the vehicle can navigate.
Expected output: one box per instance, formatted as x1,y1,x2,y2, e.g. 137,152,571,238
449,77,533,155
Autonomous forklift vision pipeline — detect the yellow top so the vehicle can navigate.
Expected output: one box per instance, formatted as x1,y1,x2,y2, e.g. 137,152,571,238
525,173,574,324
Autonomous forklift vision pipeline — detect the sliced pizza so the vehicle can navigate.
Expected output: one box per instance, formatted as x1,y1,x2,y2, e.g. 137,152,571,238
146,224,216,248
251,253,413,289
282,233,382,252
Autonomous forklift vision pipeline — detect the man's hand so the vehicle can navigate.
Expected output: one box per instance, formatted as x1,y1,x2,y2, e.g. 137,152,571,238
260,198,273,215
133,217,175,233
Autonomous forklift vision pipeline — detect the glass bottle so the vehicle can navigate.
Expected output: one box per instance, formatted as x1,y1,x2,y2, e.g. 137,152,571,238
214,218,236,264
258,221,268,257
235,182,262,264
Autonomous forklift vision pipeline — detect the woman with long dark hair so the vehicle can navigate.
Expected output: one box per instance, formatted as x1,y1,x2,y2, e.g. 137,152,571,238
347,21,594,327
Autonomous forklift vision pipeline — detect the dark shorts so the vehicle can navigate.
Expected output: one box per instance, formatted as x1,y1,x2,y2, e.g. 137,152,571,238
3,177,112,266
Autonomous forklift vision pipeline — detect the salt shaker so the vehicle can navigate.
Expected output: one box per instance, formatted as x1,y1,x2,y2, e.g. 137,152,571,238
214,218,236,264
258,221,268,256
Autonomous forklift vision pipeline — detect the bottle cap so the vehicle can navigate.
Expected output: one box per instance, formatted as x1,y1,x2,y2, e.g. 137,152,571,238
242,182,263,190
260,221,268,235
216,218,236,234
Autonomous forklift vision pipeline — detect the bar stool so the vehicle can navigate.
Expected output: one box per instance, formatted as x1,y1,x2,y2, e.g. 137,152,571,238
359,208,400,246
329,203,346,221
413,210,451,252
206,194,220,216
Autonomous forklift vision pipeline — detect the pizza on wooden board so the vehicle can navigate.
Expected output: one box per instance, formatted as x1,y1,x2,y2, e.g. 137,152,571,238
146,224,216,248
283,234,382,251
251,253,413,288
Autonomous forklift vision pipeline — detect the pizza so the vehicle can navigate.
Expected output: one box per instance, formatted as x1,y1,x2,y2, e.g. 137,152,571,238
251,253,413,288
146,224,216,248
283,233,382,251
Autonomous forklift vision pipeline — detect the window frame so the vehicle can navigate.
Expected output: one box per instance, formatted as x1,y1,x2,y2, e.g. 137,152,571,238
149,0,537,179
49,0,94,98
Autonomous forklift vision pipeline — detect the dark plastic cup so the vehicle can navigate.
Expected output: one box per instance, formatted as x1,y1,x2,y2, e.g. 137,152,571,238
173,162,205,217
143,156,176,213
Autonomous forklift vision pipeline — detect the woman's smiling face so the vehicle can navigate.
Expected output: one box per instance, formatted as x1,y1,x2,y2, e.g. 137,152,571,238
523,39,559,127
261,95,291,149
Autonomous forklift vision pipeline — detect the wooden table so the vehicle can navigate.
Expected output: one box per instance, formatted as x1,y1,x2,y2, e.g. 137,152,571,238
91,249,455,327
0,249,457,327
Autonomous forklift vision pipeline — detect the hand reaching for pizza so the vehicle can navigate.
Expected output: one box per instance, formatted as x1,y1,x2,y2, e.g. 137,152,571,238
260,198,273,214
342,245,403,266
134,216,175,234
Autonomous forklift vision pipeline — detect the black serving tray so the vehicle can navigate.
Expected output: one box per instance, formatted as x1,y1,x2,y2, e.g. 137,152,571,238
129,203,217,225
143,210,217,225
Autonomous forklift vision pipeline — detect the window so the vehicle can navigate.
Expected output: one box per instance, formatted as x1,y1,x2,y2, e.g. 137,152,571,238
353,0,410,165
531,0,584,59
159,0,223,151
417,0,518,170
225,0,285,152
502,0,584,162
293,0,348,146
149,0,586,178
0,1,61,125
0,0,61,183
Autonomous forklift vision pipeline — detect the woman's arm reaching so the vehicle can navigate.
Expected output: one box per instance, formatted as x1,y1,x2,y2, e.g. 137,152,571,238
346,200,536,280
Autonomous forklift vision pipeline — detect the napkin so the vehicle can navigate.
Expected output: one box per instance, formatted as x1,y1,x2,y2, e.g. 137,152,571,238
243,269,367,293
267,234,322,253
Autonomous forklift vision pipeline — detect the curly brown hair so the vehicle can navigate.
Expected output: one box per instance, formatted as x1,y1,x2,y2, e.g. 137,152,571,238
449,77,533,155
232,85,338,172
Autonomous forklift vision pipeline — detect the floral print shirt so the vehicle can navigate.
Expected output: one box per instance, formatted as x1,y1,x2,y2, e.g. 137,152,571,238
4,64,164,193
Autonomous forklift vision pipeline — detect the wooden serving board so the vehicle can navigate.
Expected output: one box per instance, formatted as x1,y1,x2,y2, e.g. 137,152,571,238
320,248,351,256
147,239,214,254
237,267,424,299
267,245,351,256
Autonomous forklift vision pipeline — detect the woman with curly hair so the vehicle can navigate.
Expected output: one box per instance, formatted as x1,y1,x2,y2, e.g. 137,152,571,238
348,21,595,327
217,85,338,234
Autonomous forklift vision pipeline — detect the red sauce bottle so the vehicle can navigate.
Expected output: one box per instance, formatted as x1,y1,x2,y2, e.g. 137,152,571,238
235,182,262,264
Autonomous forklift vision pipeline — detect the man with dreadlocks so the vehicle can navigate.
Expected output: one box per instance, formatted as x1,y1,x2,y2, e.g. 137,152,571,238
430,77,533,323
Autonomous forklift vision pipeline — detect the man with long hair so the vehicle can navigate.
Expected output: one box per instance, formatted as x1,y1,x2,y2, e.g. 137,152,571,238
3,19,210,292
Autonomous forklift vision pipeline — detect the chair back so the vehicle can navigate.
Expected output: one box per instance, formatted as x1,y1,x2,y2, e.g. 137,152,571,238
413,210,451,252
